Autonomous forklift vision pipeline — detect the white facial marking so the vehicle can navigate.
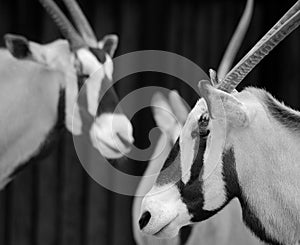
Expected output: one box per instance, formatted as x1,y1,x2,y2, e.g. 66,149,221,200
103,54,113,80
90,113,133,159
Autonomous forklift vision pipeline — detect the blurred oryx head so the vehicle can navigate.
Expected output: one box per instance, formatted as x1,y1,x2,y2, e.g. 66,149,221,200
4,0,133,159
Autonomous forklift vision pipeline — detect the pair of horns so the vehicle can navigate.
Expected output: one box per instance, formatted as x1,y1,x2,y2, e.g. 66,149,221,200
215,0,300,93
39,0,97,50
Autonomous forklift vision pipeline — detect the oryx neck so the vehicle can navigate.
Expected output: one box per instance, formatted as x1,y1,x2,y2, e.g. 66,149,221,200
264,92,300,134
230,89,300,245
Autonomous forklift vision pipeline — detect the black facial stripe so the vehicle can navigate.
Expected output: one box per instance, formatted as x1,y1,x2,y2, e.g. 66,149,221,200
179,137,214,222
189,114,210,182
239,195,284,245
97,75,120,115
180,146,232,222
179,129,238,224
184,148,238,222
77,74,88,90
156,139,182,185
189,133,207,183
222,148,240,201
89,47,106,64
179,225,193,245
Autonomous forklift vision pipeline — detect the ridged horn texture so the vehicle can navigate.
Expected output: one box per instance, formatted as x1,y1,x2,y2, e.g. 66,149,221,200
39,0,86,51
62,0,97,47
217,0,300,93
217,0,254,80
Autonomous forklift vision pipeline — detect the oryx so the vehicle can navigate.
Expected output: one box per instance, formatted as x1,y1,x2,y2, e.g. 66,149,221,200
0,0,134,189
139,1,300,245
133,91,260,245
134,1,261,244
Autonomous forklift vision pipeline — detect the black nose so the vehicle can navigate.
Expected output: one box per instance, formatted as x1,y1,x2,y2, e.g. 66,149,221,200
139,211,151,230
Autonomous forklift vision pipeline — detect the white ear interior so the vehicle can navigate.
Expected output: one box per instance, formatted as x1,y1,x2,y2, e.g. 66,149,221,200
168,90,189,124
151,92,177,131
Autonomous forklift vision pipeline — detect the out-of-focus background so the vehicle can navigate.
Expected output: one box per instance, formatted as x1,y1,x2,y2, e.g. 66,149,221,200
0,0,299,244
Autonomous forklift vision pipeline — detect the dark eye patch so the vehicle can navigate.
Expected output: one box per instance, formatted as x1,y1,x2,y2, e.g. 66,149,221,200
198,113,210,137
191,113,210,139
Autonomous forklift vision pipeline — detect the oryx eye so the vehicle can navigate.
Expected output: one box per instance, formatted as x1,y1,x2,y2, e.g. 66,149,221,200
198,113,210,137
198,113,209,127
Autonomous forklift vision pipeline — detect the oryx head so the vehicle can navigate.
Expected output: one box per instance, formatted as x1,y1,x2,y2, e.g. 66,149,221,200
139,0,300,238
4,0,134,159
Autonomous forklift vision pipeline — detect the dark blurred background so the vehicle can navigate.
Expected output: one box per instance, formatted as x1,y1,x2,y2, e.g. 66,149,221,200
0,0,299,244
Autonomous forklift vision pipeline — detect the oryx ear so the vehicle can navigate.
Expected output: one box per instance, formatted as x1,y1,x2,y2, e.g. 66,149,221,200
98,34,118,57
151,92,177,131
168,90,189,124
4,34,50,65
198,80,249,128
5,34,32,59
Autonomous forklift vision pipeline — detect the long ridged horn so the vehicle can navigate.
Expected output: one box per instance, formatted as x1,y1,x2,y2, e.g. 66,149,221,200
217,0,254,80
217,1,300,93
62,0,97,47
39,0,86,51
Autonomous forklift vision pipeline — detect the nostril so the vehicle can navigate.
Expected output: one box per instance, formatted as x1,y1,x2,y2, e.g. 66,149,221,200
139,211,151,230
